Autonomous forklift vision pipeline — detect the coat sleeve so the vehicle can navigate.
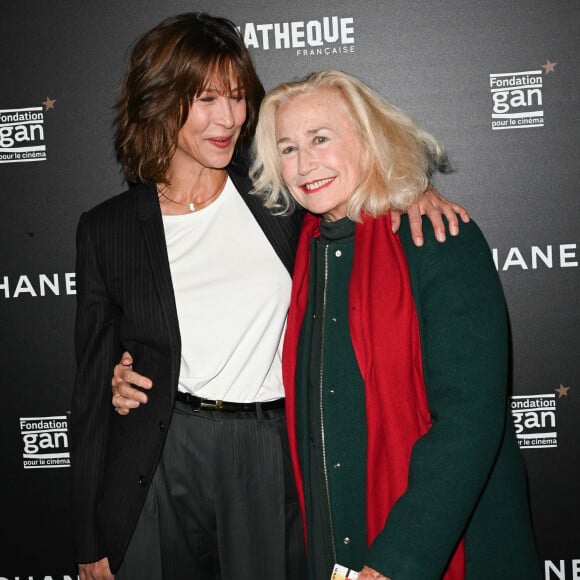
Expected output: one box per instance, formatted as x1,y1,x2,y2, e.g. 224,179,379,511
70,211,123,564
366,217,509,579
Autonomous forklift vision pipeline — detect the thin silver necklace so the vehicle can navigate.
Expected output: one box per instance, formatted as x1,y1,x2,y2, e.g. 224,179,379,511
157,174,227,212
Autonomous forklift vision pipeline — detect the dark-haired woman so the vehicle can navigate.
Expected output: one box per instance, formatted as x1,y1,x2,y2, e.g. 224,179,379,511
71,13,468,580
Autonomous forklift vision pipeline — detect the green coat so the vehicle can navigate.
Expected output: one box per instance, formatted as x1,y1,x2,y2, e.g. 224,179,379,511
295,216,542,579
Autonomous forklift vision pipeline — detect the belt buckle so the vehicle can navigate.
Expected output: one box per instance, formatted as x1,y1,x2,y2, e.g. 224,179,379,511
199,399,219,411
199,399,236,412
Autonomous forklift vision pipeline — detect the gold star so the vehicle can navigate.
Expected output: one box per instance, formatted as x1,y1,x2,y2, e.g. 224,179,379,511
555,384,570,398
42,96,56,110
542,59,557,74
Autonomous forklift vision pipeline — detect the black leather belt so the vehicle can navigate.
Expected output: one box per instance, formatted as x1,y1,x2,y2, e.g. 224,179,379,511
176,391,285,413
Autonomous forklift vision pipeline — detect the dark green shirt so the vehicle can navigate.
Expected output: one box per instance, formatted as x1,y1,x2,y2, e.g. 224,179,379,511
298,218,367,578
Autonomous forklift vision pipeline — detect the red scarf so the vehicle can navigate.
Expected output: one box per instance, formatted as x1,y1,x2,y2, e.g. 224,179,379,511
283,212,465,578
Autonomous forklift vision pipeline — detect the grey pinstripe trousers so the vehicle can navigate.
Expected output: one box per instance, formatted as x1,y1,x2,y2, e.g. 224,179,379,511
115,400,306,580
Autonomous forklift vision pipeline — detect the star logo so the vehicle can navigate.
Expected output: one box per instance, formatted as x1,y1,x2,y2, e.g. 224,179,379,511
554,384,570,398
42,96,56,110
541,59,557,74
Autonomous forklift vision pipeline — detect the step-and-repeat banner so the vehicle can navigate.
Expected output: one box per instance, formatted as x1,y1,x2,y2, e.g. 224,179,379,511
1,1,578,578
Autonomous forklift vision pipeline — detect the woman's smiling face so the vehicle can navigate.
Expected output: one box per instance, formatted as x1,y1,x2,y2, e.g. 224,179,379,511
275,89,367,221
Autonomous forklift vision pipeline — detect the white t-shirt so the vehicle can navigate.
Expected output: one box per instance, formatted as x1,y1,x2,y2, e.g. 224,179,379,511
162,177,291,403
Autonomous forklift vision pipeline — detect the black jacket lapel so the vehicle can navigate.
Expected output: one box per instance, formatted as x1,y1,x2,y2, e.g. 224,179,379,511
135,182,181,357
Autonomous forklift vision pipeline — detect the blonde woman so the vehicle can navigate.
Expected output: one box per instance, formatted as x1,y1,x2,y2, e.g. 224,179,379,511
250,69,541,580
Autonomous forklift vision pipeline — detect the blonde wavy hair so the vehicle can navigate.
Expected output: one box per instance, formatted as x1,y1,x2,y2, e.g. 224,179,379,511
250,69,445,220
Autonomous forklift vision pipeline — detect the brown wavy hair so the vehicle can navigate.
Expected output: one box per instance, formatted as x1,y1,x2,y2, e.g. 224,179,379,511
115,12,264,184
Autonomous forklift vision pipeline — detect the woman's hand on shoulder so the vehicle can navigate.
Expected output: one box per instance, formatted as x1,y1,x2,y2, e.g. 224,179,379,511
111,351,152,415
391,183,470,247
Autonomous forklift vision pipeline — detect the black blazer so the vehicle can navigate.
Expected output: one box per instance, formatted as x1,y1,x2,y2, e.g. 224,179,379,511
70,160,302,571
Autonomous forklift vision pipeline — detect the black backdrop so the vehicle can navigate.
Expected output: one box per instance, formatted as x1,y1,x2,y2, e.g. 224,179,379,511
1,1,578,578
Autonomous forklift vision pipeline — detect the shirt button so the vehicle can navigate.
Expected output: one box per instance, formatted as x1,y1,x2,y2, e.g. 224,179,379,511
331,316,337,323
335,250,342,257
343,537,351,545
333,461,341,469
329,389,335,395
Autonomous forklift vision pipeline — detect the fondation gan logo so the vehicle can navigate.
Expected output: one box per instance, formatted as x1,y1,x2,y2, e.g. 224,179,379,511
20,415,70,469
489,59,556,131
239,16,355,57
0,97,55,164
510,385,570,449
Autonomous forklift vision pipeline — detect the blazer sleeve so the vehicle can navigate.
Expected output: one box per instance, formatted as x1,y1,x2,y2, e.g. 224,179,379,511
366,217,510,578
70,211,123,564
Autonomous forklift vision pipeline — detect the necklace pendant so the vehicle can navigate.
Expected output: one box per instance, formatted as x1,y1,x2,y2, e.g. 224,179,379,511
188,203,196,212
